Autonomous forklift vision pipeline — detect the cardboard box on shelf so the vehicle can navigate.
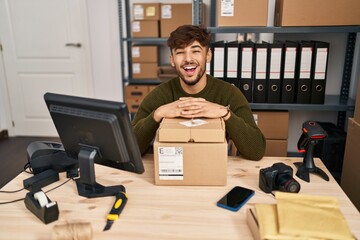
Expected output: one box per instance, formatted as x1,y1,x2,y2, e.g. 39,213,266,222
160,3,192,38
216,0,268,27
253,111,289,140
131,46,158,63
125,98,142,113
125,85,149,100
275,0,360,26
132,3,160,21
154,118,227,186
265,139,288,157
341,118,360,211
132,63,158,79
131,20,159,38
158,65,177,82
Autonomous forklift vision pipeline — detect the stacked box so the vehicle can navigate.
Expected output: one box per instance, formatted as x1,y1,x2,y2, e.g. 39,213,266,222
125,85,153,113
216,0,268,27
341,118,360,211
131,3,160,37
131,46,158,79
275,0,360,26
253,111,289,157
160,3,192,38
154,118,227,186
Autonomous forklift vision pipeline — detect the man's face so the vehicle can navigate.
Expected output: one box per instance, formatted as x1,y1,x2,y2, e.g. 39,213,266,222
170,41,211,86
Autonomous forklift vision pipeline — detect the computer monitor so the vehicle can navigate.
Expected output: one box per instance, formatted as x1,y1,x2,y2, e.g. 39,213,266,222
44,92,144,198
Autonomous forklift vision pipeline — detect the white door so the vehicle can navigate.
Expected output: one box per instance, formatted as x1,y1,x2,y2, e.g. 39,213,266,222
0,0,93,136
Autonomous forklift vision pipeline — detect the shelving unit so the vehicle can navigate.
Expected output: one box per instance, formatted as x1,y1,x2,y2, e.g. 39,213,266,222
118,0,359,129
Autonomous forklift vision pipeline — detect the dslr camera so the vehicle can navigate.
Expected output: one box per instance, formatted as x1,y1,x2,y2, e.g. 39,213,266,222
259,162,301,194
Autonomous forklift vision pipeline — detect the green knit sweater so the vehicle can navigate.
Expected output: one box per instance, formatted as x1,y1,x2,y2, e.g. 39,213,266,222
131,75,266,160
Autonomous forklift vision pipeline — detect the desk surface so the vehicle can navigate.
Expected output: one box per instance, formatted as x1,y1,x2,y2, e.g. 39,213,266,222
0,155,359,240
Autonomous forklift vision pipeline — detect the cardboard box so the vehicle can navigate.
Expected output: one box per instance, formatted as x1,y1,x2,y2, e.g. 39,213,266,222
253,111,289,140
125,98,142,113
275,0,360,26
160,4,192,38
131,46,158,63
265,139,288,157
132,63,158,79
125,85,149,100
154,118,227,186
158,65,177,82
353,79,360,123
341,118,360,211
133,3,160,21
131,20,159,38
216,0,268,27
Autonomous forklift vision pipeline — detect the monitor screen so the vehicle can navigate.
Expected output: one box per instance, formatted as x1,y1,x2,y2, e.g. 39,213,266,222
44,92,144,198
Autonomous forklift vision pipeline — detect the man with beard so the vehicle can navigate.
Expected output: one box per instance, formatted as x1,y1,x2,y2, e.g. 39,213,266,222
131,25,265,160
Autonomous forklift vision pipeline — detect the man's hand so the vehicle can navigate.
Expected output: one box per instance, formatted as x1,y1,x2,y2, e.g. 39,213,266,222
153,97,230,122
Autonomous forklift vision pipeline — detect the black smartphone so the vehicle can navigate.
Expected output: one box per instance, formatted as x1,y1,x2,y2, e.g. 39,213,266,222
216,186,255,212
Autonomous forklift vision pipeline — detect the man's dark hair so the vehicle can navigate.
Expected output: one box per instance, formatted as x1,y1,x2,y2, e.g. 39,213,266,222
167,25,211,51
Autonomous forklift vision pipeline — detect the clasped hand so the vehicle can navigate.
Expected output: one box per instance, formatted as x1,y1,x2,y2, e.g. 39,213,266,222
154,97,229,122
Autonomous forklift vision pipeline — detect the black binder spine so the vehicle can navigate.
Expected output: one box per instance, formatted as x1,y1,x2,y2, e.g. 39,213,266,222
267,42,283,103
296,41,314,104
281,41,298,103
239,41,254,102
225,41,240,86
253,42,269,103
310,41,330,104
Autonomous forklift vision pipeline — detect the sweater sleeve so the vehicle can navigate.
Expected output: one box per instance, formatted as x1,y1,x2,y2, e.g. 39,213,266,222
225,111,266,160
221,85,266,160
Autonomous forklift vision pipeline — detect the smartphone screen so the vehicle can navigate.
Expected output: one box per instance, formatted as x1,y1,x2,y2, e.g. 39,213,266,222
216,186,255,212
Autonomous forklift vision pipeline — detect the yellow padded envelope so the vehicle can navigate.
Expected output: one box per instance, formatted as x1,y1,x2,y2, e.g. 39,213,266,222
276,192,354,240
255,192,354,240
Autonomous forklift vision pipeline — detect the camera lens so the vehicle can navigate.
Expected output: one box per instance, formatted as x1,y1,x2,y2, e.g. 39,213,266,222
277,175,301,193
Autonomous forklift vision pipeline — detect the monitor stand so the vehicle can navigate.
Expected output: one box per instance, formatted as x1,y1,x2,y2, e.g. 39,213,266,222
75,147,125,198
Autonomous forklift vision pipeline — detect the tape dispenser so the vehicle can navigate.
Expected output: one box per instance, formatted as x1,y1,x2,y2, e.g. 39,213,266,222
24,190,59,224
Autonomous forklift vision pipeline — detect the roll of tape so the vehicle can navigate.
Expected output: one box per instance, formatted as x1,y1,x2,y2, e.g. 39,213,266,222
34,191,49,207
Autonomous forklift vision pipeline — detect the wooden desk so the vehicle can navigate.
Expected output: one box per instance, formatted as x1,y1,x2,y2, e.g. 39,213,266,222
0,156,359,240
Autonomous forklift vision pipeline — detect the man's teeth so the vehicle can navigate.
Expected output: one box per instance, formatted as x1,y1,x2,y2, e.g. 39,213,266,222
184,66,196,70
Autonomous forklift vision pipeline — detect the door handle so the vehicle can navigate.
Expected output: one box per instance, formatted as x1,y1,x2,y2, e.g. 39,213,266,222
65,43,82,48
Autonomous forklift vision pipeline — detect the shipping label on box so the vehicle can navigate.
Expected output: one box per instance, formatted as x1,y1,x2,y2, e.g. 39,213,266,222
154,118,227,186
157,146,184,180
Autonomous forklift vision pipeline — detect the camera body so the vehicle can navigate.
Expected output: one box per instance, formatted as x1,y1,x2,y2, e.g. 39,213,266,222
259,162,300,193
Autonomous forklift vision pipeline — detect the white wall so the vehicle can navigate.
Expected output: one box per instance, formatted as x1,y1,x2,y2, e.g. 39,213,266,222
87,0,123,102
0,51,10,132
0,0,123,134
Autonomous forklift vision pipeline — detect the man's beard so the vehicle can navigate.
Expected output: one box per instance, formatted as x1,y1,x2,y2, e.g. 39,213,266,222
176,63,206,86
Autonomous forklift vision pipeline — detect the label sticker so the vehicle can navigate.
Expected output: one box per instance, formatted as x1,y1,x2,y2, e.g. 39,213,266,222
161,5,172,19
221,0,234,17
158,147,183,180
132,47,140,58
145,6,156,17
133,5,144,20
179,119,208,127
132,21,140,32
